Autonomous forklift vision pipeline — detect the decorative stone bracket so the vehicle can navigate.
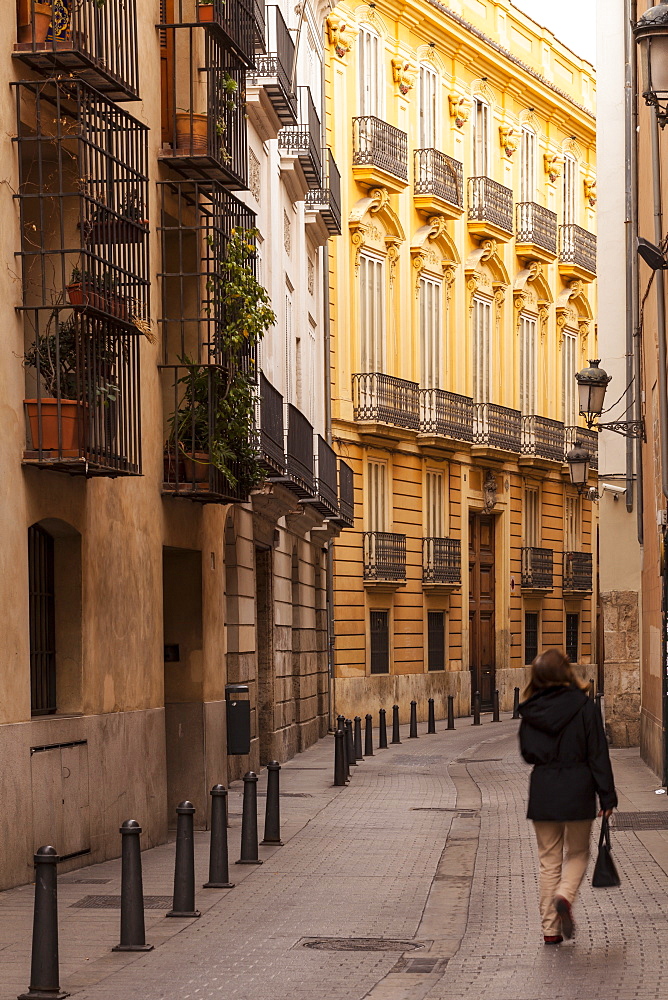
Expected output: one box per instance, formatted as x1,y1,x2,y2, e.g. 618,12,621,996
544,153,563,183
449,94,471,128
391,56,417,95
326,11,358,59
499,126,519,158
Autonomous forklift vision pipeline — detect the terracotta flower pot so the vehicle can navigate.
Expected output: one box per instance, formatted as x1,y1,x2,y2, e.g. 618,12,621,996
197,3,214,22
175,112,208,154
182,451,210,484
17,1,53,43
25,398,82,452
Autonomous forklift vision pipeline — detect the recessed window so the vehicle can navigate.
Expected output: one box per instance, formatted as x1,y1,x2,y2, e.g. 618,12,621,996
524,612,539,665
427,611,445,671
420,276,442,390
29,524,57,716
419,63,438,149
472,296,492,404
566,612,579,663
370,610,390,674
519,314,537,415
359,254,385,373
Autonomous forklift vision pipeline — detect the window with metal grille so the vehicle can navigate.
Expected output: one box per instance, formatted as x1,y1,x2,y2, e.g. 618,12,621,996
524,612,539,665
566,613,579,663
370,610,390,674
427,611,445,670
29,525,57,716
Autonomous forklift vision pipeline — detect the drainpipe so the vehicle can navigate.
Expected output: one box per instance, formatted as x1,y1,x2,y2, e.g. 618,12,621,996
625,0,640,524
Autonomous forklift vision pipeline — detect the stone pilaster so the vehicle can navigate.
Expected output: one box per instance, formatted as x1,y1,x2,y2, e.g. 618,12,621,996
601,590,640,747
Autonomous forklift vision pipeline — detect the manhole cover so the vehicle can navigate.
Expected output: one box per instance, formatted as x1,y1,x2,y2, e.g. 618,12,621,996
392,957,449,974
612,811,668,830
391,755,449,766
300,937,427,953
60,878,112,885
71,895,173,909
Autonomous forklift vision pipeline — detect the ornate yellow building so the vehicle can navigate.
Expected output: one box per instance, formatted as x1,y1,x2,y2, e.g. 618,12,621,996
325,0,598,719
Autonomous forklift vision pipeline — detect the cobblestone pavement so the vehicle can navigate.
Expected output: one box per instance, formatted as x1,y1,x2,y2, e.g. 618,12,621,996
2,716,668,1000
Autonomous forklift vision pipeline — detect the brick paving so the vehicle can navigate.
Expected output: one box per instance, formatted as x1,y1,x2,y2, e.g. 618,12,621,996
1,717,668,1000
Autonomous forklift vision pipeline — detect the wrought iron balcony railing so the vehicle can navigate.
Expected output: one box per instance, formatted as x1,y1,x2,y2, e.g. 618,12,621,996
423,537,461,586
284,403,316,498
467,176,514,234
305,149,342,235
474,403,521,452
250,6,297,124
352,116,408,183
516,202,558,256
419,388,473,443
521,547,554,590
414,149,463,211
258,373,285,475
352,373,420,430
190,0,256,66
252,0,266,52
363,531,407,583
521,415,565,462
278,87,322,185
559,224,597,275
336,460,355,528
563,551,593,593
14,0,139,102
306,435,338,517
564,426,598,471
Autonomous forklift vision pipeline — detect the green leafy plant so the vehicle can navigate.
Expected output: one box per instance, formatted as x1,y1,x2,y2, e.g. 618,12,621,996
24,312,119,404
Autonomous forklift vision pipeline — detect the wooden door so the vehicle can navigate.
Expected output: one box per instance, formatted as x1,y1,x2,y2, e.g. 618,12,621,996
469,513,496,708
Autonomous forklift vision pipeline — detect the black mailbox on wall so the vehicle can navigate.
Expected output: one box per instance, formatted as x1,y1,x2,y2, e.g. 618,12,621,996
226,683,251,755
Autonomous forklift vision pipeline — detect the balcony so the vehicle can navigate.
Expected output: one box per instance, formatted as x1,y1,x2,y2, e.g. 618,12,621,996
419,388,473,446
14,0,139,102
257,373,285,476
188,0,256,66
521,415,565,464
158,17,247,189
252,0,266,51
333,460,355,528
564,426,598,472
305,149,342,237
302,435,339,518
247,6,297,138
467,176,513,241
521,547,554,592
278,87,322,187
563,551,593,594
558,224,596,280
413,149,463,218
423,537,461,592
515,202,558,261
363,531,407,589
352,373,420,435
283,403,316,498
352,116,408,193
473,403,521,454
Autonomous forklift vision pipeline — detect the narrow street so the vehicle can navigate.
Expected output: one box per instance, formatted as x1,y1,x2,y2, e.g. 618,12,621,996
2,717,667,1000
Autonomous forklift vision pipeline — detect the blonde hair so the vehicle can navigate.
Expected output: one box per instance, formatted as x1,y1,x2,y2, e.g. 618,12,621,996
522,647,589,700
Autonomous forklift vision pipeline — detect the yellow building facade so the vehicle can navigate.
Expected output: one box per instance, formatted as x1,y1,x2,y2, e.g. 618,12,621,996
326,0,598,719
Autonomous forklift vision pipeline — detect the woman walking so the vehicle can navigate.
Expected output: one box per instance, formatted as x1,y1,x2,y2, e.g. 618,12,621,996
519,649,617,944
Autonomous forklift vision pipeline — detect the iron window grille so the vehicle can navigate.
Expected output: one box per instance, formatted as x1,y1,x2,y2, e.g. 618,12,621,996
158,16,248,189
14,0,139,102
163,0,255,67
516,202,558,255
467,176,514,234
414,149,463,210
370,610,390,674
423,538,461,585
521,547,553,590
566,612,579,663
352,116,408,183
524,612,539,665
334,460,355,528
29,524,57,716
427,611,446,671
363,531,407,583
419,388,473,442
278,86,322,185
563,551,593,593
521,415,565,462
474,403,521,452
305,149,342,235
352,373,420,430
304,435,338,517
564,425,598,471
257,373,285,476
250,6,297,124
558,224,596,274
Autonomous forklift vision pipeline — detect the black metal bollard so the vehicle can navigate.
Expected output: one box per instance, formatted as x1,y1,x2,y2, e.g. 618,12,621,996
236,772,263,865
391,704,402,744
353,716,364,760
379,708,388,749
345,720,357,766
167,801,201,917
18,846,69,1000
337,713,346,734
203,786,234,889
364,714,374,756
472,691,481,726
334,729,347,786
512,686,520,719
589,679,595,699
261,762,283,846
447,694,455,730
113,821,153,951
427,698,436,734
595,692,603,717
338,714,350,775
409,700,418,738
492,689,500,722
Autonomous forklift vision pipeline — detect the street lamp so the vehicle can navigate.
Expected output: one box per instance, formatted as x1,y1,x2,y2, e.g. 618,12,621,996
635,0,668,128
565,440,598,498
574,360,645,439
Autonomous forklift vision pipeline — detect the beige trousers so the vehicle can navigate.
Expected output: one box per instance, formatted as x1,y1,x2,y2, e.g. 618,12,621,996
533,820,593,936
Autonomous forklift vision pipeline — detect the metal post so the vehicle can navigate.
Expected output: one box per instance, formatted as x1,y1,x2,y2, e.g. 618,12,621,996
588,679,595,699
512,686,520,719
167,801,201,917
427,698,436,734
236,772,263,865
409,700,418,738
113,821,153,951
447,694,455,730
353,716,363,759
364,714,374,756
492,689,500,722
261,762,283,846
334,729,347,786
391,704,401,744
595,692,603,717
338,714,350,776
378,708,388,749
18,846,69,1000
345,719,357,766
472,691,481,726
204,785,234,888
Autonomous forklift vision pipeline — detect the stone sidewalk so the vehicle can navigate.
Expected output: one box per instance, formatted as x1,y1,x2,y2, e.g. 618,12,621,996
1,715,668,1000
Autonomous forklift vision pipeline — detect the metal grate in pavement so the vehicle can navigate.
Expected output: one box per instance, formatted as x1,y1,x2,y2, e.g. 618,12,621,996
612,811,668,830
299,937,428,952
71,895,173,909
60,878,112,885
391,755,450,766
455,758,502,763
391,957,449,974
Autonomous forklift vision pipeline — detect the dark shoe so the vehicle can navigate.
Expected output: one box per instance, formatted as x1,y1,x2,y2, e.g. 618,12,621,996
544,935,563,945
555,896,574,939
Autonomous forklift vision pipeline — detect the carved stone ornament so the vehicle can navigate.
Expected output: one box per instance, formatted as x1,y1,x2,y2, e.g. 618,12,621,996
326,11,358,58
482,470,498,513
449,94,471,128
499,126,519,158
584,177,597,208
391,56,417,95
544,153,563,183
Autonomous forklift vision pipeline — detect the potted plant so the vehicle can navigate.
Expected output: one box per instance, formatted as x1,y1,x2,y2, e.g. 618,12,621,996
17,0,53,44
197,0,215,23
23,313,81,451
88,192,149,246
66,266,129,321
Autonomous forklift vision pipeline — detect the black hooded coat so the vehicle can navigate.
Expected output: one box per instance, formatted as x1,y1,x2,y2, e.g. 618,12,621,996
518,685,618,821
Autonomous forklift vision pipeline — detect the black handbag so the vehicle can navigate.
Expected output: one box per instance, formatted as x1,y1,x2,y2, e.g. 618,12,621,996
592,816,620,888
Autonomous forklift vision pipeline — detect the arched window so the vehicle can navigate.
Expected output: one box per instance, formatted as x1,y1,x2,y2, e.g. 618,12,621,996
358,25,383,117
419,62,438,149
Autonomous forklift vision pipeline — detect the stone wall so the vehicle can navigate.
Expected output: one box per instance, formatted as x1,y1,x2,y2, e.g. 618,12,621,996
601,590,640,747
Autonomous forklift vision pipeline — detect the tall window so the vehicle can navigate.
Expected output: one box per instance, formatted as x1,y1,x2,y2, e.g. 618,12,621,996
427,611,445,670
563,153,577,225
359,254,385,373
358,26,383,117
29,524,57,716
420,276,441,389
523,486,540,547
370,610,390,674
367,460,388,532
520,127,536,203
472,99,490,176
472,296,492,403
525,612,539,664
562,331,577,425
425,470,445,538
284,286,293,403
566,612,579,663
519,314,537,415
564,495,581,551
419,63,438,149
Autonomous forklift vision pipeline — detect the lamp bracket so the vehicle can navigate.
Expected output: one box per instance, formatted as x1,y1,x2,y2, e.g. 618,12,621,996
596,419,646,440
